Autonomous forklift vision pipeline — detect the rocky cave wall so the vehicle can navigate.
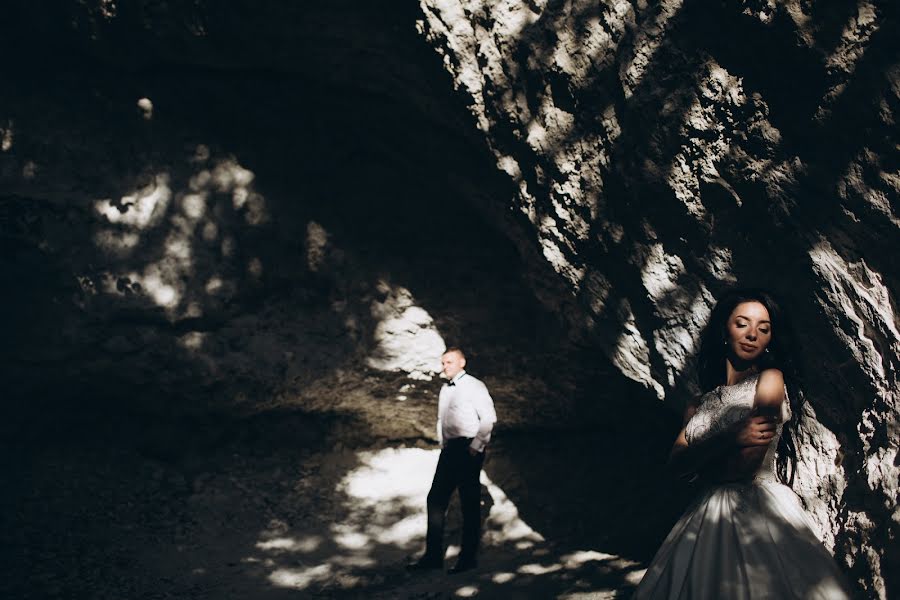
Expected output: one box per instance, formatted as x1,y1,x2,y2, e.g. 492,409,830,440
0,1,897,597
417,0,899,596
2,1,636,438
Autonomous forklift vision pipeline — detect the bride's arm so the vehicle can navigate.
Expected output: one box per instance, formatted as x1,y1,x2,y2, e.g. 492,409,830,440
710,369,785,482
668,403,733,478
669,390,779,479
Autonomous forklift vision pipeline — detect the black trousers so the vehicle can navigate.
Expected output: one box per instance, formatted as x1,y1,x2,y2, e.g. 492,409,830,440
424,437,485,564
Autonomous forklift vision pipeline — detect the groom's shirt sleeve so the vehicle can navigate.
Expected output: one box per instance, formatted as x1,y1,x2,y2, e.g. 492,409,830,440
468,380,497,453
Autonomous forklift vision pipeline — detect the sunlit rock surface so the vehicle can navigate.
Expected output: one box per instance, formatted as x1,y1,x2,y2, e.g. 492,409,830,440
418,0,898,596
1,1,897,598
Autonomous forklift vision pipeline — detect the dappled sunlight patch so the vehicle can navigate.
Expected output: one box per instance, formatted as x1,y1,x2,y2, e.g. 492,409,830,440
178,331,206,351
563,550,642,575
201,220,218,241
201,158,270,225
517,562,563,575
212,158,255,194
164,235,192,263
255,535,322,554
137,97,153,120
639,244,714,387
93,229,140,256
191,143,211,164
247,257,263,278
236,447,657,596
665,65,754,225
342,448,435,499
251,447,556,592
95,174,172,229
22,159,37,179
817,1,881,118
373,514,424,546
221,235,236,257
396,382,417,402
332,555,377,568
559,550,615,569
181,193,206,219
96,0,117,19
536,217,586,289
205,276,224,295
243,193,269,226
702,245,736,283
333,529,370,551
267,563,365,591
560,592,618,600
366,280,445,380
491,571,515,584
640,243,685,303
268,564,332,590
809,237,898,382
141,269,180,307
250,449,437,588
625,567,648,586
612,304,665,399
1,119,14,151
496,547,644,592
620,1,684,98
83,151,272,318
305,221,329,272
481,470,545,547
189,169,212,191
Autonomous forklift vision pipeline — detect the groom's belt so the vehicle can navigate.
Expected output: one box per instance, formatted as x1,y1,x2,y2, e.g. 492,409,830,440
444,436,474,446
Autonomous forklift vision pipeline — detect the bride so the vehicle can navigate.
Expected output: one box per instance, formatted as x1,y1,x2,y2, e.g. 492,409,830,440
634,288,853,599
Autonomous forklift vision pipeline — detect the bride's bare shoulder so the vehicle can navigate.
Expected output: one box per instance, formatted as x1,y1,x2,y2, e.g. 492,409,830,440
755,368,785,407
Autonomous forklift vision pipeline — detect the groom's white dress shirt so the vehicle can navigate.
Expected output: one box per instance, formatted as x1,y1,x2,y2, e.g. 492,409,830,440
437,370,497,453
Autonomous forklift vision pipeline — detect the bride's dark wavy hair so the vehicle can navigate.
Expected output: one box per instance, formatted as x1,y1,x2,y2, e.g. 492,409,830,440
697,288,806,486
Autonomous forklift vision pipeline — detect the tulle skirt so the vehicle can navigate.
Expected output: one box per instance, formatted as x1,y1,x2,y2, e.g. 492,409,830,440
634,481,853,599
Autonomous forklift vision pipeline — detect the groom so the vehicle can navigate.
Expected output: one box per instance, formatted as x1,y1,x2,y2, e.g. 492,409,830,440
408,347,497,574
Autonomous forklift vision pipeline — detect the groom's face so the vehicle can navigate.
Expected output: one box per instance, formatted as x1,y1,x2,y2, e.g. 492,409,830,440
441,351,466,379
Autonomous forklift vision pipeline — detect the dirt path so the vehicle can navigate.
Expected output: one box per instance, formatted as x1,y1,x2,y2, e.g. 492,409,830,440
6,418,686,599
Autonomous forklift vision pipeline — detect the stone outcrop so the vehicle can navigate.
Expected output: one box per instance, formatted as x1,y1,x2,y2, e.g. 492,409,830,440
417,0,898,596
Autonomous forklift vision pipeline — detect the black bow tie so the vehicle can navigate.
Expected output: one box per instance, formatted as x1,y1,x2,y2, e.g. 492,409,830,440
447,381,456,387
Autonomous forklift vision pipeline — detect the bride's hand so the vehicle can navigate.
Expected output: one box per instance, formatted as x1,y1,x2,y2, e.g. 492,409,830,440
731,415,777,447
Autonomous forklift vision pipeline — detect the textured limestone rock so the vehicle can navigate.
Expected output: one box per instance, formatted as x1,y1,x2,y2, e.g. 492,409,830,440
0,16,601,440
418,0,899,596
364,281,445,380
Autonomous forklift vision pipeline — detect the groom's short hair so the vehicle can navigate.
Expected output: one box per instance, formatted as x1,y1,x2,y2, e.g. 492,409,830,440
443,346,466,360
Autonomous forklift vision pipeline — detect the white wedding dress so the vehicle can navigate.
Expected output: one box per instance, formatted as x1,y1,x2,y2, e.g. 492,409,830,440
634,375,853,599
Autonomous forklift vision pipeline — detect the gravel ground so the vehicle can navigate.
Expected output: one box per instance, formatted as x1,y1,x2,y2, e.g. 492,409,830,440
4,410,688,600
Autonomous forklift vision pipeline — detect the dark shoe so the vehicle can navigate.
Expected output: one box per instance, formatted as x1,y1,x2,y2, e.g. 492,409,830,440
406,557,442,572
448,560,478,574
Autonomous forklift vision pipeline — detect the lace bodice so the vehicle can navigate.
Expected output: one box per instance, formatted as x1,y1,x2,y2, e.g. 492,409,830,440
684,373,791,483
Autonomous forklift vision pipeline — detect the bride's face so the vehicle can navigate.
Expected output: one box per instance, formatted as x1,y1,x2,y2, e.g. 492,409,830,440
726,301,772,363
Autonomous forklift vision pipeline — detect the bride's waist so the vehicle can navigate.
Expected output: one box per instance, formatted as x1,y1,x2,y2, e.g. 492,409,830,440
704,470,781,487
